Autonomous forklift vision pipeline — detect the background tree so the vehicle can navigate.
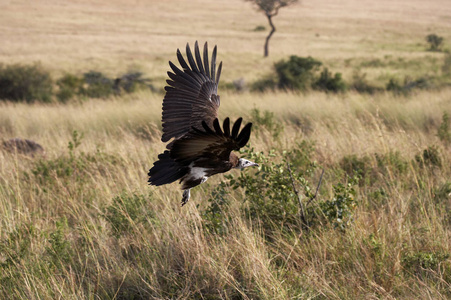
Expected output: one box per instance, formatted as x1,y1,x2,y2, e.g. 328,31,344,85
245,0,298,57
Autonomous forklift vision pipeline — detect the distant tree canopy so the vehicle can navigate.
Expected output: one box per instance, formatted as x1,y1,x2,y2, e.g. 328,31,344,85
245,0,298,57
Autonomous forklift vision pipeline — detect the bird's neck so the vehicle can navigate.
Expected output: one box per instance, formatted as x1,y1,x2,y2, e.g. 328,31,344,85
229,152,239,168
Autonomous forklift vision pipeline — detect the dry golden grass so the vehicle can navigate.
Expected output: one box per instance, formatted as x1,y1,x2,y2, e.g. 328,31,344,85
1,0,451,298
1,89,450,298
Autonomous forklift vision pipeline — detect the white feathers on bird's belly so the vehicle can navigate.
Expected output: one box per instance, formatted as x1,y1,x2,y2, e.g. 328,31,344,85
180,163,210,190
190,166,209,184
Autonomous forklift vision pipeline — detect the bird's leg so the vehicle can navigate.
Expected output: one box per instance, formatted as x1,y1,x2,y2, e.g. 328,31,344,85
181,189,191,206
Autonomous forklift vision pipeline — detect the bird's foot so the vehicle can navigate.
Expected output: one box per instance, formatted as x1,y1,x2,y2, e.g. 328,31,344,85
181,189,190,206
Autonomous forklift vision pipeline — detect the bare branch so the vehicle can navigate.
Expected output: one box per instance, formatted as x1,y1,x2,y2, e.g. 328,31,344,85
286,161,309,229
306,168,325,207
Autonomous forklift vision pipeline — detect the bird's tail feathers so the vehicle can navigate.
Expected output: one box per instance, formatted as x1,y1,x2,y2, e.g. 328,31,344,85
148,151,187,186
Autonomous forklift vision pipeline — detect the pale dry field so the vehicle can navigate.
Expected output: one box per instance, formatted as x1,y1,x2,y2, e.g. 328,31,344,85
1,0,450,82
1,0,451,299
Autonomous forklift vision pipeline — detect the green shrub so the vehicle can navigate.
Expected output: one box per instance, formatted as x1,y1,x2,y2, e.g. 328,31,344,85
313,68,347,93
274,56,322,90
56,74,84,102
386,78,403,93
402,251,449,276
319,176,359,230
81,71,114,98
403,76,430,91
387,76,430,94
426,34,444,51
350,70,382,94
251,74,277,92
253,25,266,31
231,149,315,233
0,63,53,102
375,151,408,176
340,154,373,185
367,188,389,208
45,217,73,268
415,146,442,169
437,111,451,145
218,147,358,234
115,71,153,93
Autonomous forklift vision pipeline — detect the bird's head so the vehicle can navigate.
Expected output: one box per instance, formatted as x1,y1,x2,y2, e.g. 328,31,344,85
235,158,259,170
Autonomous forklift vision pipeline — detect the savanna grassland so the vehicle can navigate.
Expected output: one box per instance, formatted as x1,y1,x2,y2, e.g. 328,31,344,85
1,0,451,299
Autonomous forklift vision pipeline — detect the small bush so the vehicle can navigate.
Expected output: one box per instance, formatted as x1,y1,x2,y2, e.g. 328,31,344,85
437,111,451,145
319,176,359,230
375,151,408,176
415,146,442,169
115,71,153,94
45,217,73,268
231,148,315,233
220,147,358,234
387,76,430,94
274,56,322,91
350,70,381,94
313,68,347,93
0,63,53,102
251,74,277,92
56,74,84,102
254,25,266,31
386,78,404,94
403,76,429,91
81,71,114,98
340,154,373,185
402,251,449,276
426,34,444,52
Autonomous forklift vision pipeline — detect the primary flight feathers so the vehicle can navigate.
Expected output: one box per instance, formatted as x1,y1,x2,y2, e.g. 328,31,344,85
162,42,222,143
169,117,252,164
148,41,257,206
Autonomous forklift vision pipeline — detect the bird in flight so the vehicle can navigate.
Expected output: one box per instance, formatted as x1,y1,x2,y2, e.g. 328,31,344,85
148,41,258,206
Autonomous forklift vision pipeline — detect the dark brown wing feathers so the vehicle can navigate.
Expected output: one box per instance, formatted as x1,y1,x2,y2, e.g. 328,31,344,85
161,42,221,142
169,118,252,164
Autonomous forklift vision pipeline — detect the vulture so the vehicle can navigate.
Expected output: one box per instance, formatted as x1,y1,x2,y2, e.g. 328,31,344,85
148,41,258,206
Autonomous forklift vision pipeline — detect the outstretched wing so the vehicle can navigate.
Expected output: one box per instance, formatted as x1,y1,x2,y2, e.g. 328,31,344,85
161,41,222,143
169,117,252,165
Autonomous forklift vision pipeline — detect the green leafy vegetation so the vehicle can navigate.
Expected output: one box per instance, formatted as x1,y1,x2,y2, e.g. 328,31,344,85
437,111,451,145
313,68,347,93
0,65,153,103
0,63,53,102
426,34,444,51
275,55,322,90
